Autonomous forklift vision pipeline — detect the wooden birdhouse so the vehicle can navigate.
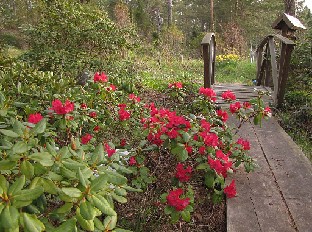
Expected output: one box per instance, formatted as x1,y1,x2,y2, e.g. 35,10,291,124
272,13,306,39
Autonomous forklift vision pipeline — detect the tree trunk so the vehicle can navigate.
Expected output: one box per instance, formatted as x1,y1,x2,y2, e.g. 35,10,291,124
284,0,296,15
210,0,214,31
168,0,172,27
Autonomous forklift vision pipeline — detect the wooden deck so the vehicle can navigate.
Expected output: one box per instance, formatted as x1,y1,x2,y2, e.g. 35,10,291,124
213,83,273,107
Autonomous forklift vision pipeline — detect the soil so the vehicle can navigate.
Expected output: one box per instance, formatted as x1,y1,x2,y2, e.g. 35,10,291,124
115,89,227,232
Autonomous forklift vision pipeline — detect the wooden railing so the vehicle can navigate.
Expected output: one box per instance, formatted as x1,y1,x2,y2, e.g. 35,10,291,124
201,33,216,88
256,34,295,107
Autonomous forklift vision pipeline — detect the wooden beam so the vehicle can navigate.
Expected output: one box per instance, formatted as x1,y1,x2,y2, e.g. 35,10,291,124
203,44,211,88
268,37,279,104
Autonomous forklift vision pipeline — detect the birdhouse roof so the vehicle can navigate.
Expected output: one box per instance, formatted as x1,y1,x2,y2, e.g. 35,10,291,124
272,13,306,30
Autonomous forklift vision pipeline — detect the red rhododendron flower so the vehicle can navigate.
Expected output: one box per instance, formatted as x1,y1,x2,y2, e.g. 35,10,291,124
208,156,233,178
120,139,127,147
169,82,183,89
263,107,272,117
129,93,141,103
221,90,236,101
65,115,74,121
28,113,43,124
237,138,250,150
200,119,211,131
81,134,92,144
93,72,108,83
175,163,192,182
203,133,219,147
89,111,97,118
51,99,74,115
217,109,228,122
104,143,116,157
80,103,87,109
107,84,117,91
199,87,217,101
229,102,241,114
243,101,251,109
118,106,131,121
167,129,179,139
129,156,137,166
185,144,193,154
215,150,229,162
224,180,237,198
93,125,100,132
166,188,190,211
199,146,206,155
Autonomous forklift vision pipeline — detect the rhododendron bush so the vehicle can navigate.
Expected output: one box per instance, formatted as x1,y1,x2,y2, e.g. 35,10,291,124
0,70,271,231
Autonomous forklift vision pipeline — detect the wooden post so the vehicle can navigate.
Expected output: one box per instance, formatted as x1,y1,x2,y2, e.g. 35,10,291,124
264,43,271,87
203,44,211,88
268,37,279,103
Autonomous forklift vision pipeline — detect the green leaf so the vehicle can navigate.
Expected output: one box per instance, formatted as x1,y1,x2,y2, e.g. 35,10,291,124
55,202,73,214
204,173,215,188
253,113,262,126
90,174,108,193
181,131,191,143
80,201,97,220
111,193,127,203
8,175,25,195
51,218,77,232
14,186,44,202
61,187,82,198
47,171,63,181
41,178,58,194
170,210,180,223
0,160,17,170
62,159,86,170
113,228,133,232
60,166,76,179
89,195,116,216
31,119,47,135
0,205,19,229
0,129,19,138
196,163,210,170
114,187,127,196
13,120,24,135
102,170,127,186
28,152,54,166
121,185,142,193
13,141,28,154
46,142,57,157
21,160,35,179
77,168,88,188
164,206,173,215
22,212,45,232
76,208,94,231
94,217,105,230
103,215,117,231
171,143,188,161
0,175,8,194
181,210,191,222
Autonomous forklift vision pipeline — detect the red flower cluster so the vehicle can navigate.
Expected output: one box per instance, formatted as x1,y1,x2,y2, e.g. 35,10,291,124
80,103,87,110
243,101,251,109
129,156,137,166
221,90,236,101
129,93,141,103
199,87,217,102
166,188,190,211
28,113,43,124
168,82,183,89
263,106,271,117
94,72,108,83
217,109,229,122
118,104,131,121
89,111,97,118
236,138,250,150
208,154,233,178
81,134,92,144
175,163,192,182
142,104,191,146
224,180,237,198
229,102,241,114
93,125,100,133
106,84,117,91
51,99,74,115
104,143,116,157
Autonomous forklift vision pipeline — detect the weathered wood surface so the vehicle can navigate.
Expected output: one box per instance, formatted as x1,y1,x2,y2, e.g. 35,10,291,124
227,117,312,232
213,84,272,107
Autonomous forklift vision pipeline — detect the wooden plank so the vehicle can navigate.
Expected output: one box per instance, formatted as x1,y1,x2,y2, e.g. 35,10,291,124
256,45,264,85
268,37,279,104
203,44,211,88
264,43,271,87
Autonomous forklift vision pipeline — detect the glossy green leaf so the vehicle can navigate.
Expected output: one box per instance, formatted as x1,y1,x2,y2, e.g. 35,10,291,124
0,129,19,138
12,141,28,154
22,212,45,232
14,186,44,202
8,175,25,195
55,202,73,214
28,152,54,166
0,175,8,194
61,187,82,198
31,119,47,135
90,174,108,193
77,168,88,188
103,215,117,231
204,173,215,188
21,160,35,179
102,170,127,186
181,210,191,222
114,187,127,196
89,195,116,216
51,218,77,232
76,208,94,231
41,178,58,194
0,205,19,229
111,193,127,203
62,159,85,170
80,201,97,220
0,160,17,170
